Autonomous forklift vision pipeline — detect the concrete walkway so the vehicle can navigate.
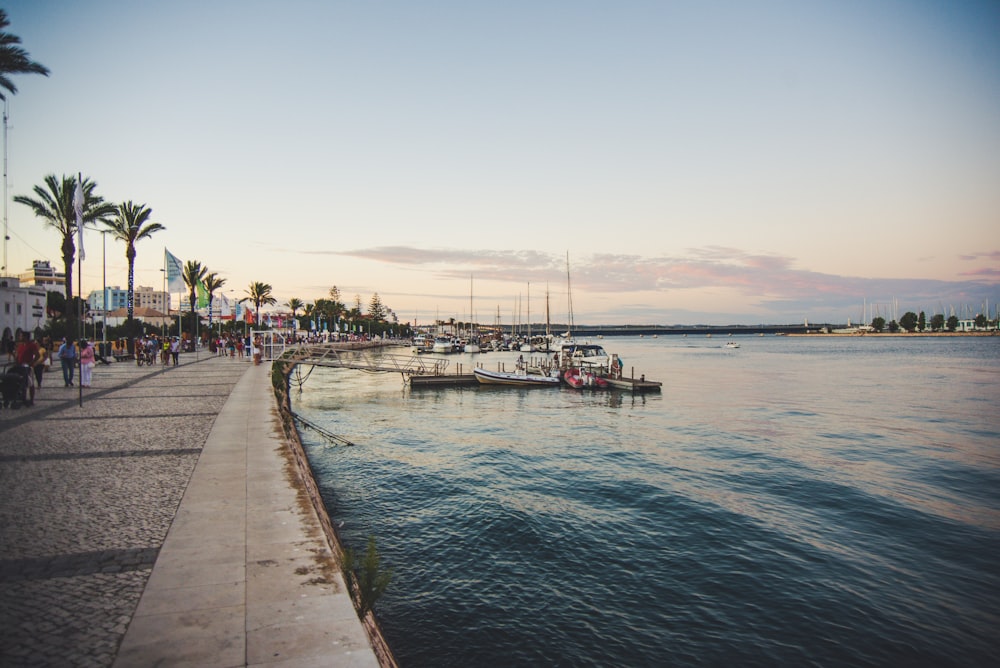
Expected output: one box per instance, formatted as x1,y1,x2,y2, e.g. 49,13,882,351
0,353,377,667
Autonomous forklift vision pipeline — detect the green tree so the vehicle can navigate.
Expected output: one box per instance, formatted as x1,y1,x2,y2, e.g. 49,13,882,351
0,9,49,100
14,175,116,335
46,291,66,319
286,297,303,320
182,260,207,334
285,297,303,331
328,285,345,325
974,313,987,329
930,313,945,331
871,316,886,332
899,311,918,333
104,201,164,323
367,293,387,321
240,281,277,326
918,311,926,332
203,272,227,334
349,294,363,321
946,315,958,331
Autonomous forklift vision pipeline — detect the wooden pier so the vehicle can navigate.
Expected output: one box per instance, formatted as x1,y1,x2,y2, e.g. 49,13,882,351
280,343,661,392
408,374,478,388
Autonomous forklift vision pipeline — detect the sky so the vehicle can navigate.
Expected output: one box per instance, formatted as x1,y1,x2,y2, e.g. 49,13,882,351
2,0,998,326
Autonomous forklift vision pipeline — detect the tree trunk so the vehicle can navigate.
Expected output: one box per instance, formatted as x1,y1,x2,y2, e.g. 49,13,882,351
62,233,77,337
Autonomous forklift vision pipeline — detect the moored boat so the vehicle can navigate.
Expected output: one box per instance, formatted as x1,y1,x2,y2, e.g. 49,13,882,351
562,367,609,389
558,343,610,369
473,366,561,387
432,336,458,354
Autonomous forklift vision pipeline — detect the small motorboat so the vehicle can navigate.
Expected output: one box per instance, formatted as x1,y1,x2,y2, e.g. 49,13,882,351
473,367,561,387
725,341,740,349
562,367,609,389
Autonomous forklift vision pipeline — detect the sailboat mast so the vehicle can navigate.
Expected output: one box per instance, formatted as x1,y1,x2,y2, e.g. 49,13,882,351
527,282,531,341
566,251,574,336
545,284,551,338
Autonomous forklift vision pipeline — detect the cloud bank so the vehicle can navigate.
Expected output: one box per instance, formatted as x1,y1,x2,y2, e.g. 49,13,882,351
300,245,999,324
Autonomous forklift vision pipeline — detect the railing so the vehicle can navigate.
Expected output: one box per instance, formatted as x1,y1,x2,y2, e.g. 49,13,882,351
280,344,450,376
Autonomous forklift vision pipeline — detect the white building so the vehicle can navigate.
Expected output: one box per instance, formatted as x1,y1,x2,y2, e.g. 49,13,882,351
87,285,170,315
0,276,48,341
18,260,66,296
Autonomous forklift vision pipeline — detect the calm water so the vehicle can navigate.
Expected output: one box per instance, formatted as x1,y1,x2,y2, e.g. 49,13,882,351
291,336,1000,667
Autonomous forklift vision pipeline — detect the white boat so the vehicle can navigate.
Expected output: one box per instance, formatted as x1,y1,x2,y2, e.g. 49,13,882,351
462,339,481,353
412,334,433,354
558,343,610,369
432,336,457,354
725,341,740,349
473,366,561,387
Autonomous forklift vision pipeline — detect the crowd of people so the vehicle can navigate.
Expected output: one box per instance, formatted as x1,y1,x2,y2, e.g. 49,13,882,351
2,329,271,408
2,332,97,407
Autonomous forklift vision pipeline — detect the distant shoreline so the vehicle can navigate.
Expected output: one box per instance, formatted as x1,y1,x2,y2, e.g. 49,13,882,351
788,331,998,337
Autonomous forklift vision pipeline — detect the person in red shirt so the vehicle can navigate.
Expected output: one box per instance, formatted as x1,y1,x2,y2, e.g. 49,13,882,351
14,331,39,406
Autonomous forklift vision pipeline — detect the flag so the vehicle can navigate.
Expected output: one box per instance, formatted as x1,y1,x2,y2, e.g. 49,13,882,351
74,176,85,261
197,280,208,309
164,249,184,292
246,309,254,325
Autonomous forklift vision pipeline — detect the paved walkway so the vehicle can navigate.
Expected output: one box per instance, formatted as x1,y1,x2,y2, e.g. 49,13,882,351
0,353,377,667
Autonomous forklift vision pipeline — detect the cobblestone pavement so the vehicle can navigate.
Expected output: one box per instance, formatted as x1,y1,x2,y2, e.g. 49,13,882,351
0,353,251,667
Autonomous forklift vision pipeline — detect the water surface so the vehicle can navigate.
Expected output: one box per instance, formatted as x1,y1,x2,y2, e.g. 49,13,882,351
293,336,1000,666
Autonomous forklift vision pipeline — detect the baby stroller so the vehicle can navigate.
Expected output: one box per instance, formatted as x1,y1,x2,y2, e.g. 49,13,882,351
1,366,29,409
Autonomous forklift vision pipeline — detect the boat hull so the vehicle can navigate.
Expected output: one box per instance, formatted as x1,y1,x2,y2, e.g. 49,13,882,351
473,367,561,387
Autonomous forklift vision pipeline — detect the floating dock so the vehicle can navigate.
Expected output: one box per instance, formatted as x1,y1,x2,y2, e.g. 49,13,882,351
603,376,663,393
408,374,478,387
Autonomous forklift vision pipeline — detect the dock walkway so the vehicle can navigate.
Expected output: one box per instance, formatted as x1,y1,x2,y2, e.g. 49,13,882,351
0,353,377,667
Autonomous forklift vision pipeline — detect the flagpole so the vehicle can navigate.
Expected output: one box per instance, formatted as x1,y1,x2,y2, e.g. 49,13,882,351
75,172,83,408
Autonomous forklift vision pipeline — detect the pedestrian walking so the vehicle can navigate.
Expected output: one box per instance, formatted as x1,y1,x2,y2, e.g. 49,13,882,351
57,337,76,386
14,332,38,405
33,337,49,388
79,340,96,387
170,337,180,366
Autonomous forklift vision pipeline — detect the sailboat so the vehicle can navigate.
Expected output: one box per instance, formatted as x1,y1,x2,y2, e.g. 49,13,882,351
463,274,481,353
563,251,574,340
555,252,610,370
520,282,534,353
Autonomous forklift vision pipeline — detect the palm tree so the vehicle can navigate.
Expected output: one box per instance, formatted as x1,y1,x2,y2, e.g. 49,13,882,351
240,281,277,326
182,260,207,335
286,297,303,330
14,174,115,333
0,9,50,100
203,272,227,334
104,202,165,323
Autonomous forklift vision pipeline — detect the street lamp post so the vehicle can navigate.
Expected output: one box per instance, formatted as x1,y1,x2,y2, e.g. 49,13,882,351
101,230,108,345
159,268,167,337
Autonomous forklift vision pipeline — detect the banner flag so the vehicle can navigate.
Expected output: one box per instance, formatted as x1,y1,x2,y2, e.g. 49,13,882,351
164,249,185,292
197,280,209,309
74,176,85,261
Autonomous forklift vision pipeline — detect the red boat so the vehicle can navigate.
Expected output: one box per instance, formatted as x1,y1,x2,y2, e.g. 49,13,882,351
562,367,609,389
